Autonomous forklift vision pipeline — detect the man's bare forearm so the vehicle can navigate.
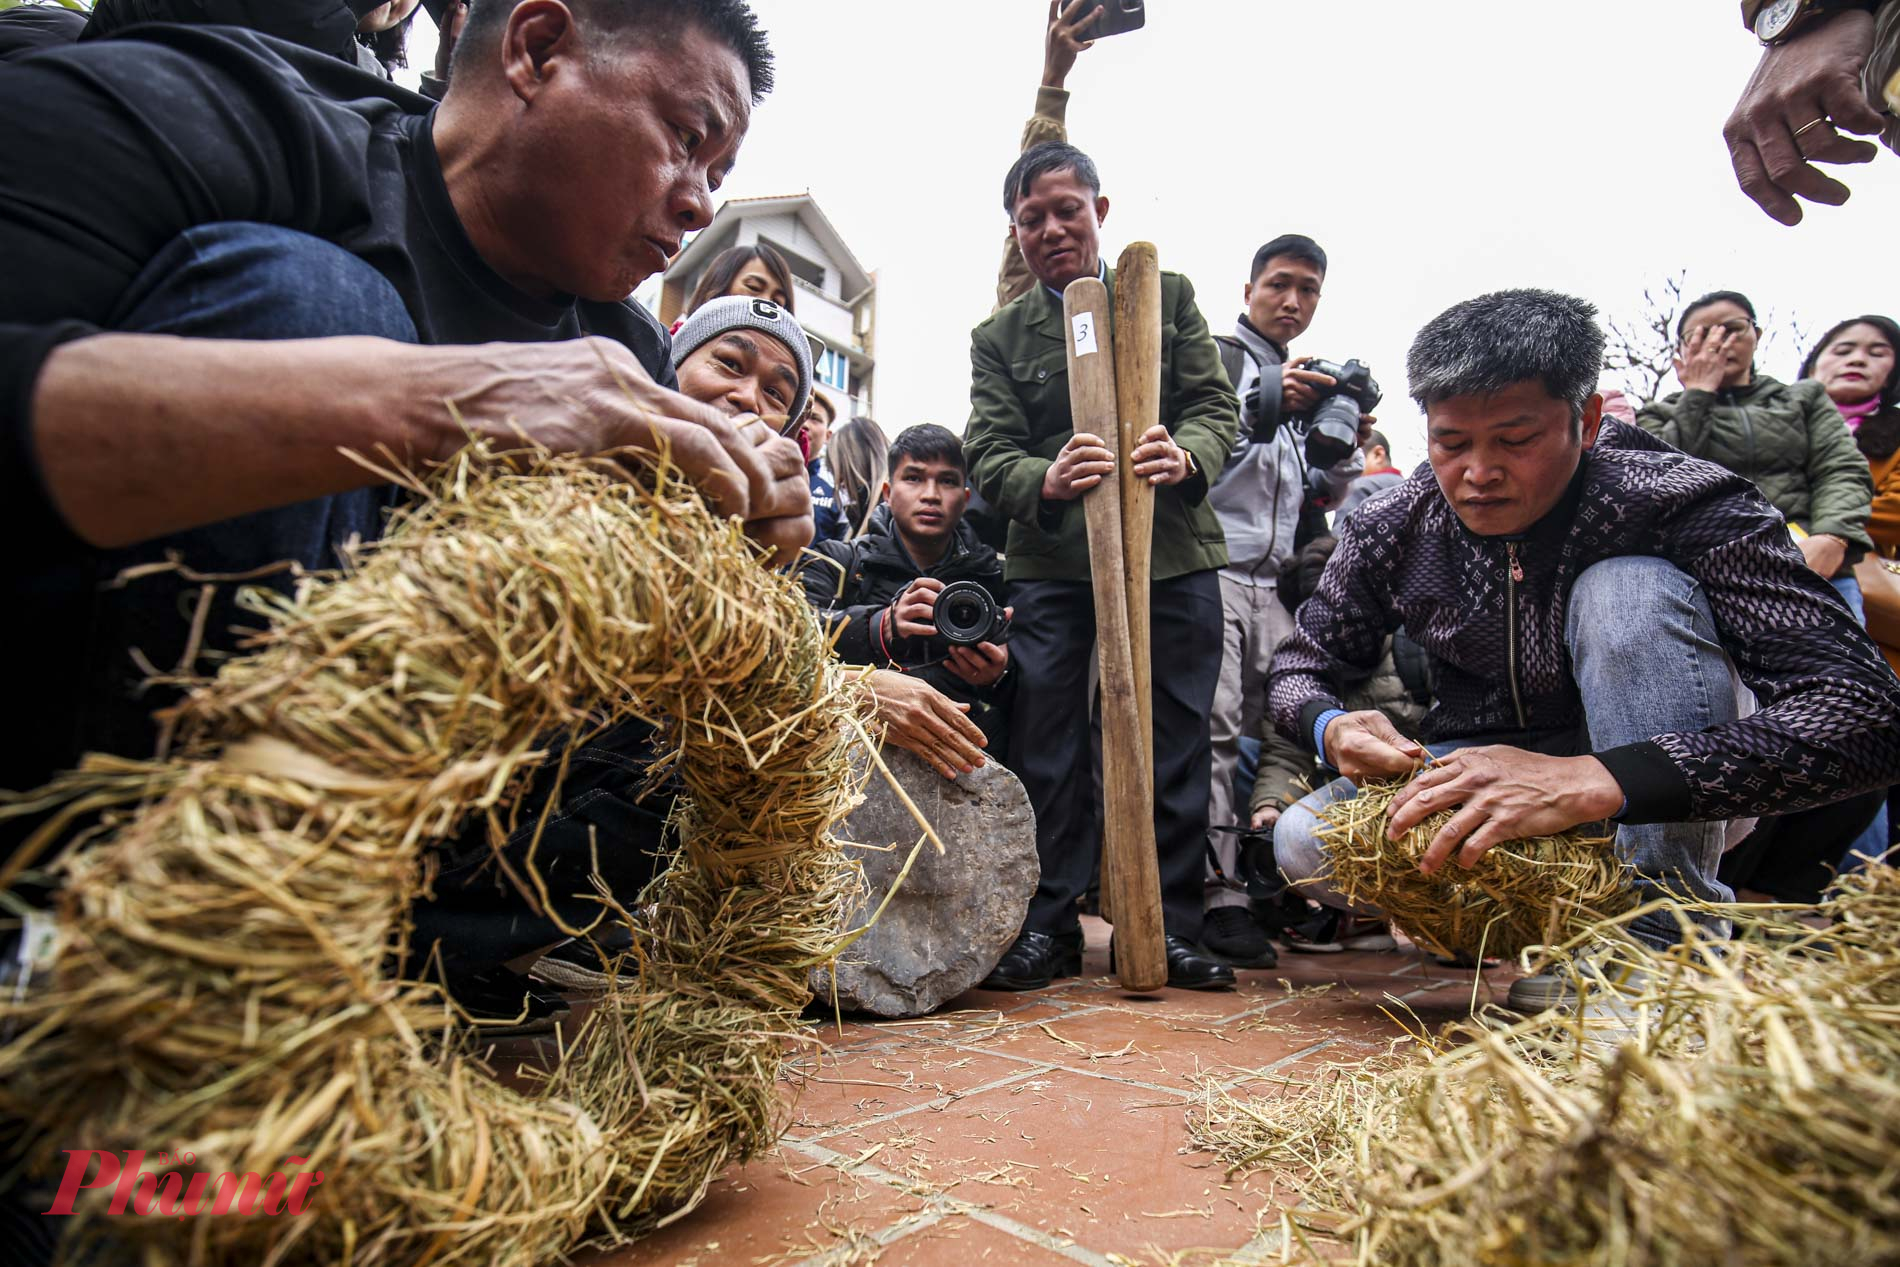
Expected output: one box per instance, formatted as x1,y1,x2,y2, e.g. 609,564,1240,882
32,333,470,548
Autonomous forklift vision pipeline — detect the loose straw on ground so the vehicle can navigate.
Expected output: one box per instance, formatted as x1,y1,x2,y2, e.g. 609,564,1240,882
1190,860,1900,1266
1315,775,1637,960
0,442,877,1266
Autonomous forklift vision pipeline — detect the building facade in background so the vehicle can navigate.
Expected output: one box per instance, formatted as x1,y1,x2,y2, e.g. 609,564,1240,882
658,193,877,421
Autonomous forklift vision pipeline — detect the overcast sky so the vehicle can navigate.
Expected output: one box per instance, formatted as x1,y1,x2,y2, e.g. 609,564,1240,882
408,2,1900,470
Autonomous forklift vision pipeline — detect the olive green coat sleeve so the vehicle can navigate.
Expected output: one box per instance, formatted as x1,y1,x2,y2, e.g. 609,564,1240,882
963,269,1239,583
1635,388,1721,453
994,86,1069,313
1248,725,1318,818
965,320,1057,528
1799,381,1875,550
1163,274,1240,506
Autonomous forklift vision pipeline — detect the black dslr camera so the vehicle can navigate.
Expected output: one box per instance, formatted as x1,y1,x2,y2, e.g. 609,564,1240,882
1246,357,1383,469
933,580,1012,648
1287,358,1382,468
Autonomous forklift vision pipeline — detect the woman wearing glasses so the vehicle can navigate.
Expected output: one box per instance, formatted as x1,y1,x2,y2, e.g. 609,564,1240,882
1636,290,1874,609
1638,291,1881,905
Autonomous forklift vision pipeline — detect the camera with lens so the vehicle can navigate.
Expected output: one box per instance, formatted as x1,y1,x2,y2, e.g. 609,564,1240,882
933,580,1012,648
1244,357,1382,469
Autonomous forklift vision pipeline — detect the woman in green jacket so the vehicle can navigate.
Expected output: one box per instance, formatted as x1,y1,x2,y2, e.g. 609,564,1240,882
1639,292,1881,904
1636,290,1874,615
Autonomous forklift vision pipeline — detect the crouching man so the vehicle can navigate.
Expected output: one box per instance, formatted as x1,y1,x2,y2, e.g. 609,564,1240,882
1267,289,1900,1010
799,424,1015,778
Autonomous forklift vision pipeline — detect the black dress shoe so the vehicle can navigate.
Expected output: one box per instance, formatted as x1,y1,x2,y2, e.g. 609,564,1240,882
1164,935,1236,990
980,929,1084,992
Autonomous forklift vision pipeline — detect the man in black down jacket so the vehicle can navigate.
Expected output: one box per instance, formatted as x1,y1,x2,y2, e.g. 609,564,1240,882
1268,289,1900,1007
800,424,1016,773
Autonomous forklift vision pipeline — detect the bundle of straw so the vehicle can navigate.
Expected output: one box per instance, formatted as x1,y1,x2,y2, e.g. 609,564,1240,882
0,443,873,1266
1192,862,1900,1266
1316,777,1636,959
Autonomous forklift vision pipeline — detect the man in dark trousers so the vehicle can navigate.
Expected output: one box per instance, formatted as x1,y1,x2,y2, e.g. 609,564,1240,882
963,140,1240,992
800,424,1015,774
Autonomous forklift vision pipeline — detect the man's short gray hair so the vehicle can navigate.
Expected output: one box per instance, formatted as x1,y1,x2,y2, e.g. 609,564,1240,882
1407,289,1605,419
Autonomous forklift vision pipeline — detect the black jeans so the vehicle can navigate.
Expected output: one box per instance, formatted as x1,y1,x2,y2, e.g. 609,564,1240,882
1718,789,1882,904
1007,570,1222,942
405,720,676,985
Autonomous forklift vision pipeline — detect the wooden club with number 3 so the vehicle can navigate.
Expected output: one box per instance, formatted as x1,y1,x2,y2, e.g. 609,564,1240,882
1063,268,1166,993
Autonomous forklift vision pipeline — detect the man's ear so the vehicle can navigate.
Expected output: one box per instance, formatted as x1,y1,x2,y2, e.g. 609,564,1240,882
878,480,892,504
1579,393,1605,450
1094,194,1110,227
501,0,578,104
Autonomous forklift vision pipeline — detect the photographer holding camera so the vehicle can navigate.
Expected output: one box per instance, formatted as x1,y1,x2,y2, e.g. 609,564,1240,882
1200,234,1377,969
799,425,1016,771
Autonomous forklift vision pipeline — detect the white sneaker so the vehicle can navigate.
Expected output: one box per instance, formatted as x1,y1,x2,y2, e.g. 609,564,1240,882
1505,939,1648,1014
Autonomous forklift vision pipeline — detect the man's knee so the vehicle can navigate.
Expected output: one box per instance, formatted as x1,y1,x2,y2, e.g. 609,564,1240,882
111,222,417,344
1566,556,1706,655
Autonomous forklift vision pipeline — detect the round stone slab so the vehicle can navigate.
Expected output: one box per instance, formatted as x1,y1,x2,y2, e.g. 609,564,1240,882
810,748,1038,1017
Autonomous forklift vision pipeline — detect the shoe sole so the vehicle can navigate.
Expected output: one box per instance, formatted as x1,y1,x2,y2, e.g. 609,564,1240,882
1199,941,1278,970
528,957,617,994
1282,940,1344,954
1169,972,1238,991
1504,984,1573,1013
981,952,1082,993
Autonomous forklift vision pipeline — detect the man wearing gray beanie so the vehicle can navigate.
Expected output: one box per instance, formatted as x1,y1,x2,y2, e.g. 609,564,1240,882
670,294,813,430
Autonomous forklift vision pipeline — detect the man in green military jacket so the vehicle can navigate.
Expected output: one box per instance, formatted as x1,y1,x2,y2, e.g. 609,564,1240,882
964,139,1241,992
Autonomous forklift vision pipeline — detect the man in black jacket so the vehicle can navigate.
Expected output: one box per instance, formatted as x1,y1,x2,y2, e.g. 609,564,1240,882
800,425,1015,776
1267,289,1900,1010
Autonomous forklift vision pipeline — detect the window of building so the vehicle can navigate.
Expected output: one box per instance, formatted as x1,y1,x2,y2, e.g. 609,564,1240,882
817,346,851,392
761,237,825,290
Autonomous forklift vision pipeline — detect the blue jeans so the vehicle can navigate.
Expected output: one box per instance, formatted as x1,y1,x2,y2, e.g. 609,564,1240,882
1828,575,1891,868
1275,556,1745,948
38,223,417,781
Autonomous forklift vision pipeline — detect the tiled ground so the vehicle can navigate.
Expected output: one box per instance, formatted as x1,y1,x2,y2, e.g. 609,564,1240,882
586,918,1517,1267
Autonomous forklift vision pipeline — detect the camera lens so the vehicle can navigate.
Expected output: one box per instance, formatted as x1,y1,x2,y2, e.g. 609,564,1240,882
934,581,997,646
1303,396,1360,468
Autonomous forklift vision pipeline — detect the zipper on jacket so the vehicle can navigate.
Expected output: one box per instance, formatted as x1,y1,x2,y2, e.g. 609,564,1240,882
1505,542,1527,730
1736,398,1757,477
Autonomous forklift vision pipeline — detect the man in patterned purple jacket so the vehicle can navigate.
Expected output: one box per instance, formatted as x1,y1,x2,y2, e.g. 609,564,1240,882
1267,288,1900,1010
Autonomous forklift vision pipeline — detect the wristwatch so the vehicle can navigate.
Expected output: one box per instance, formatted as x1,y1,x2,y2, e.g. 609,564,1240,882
1746,0,1878,45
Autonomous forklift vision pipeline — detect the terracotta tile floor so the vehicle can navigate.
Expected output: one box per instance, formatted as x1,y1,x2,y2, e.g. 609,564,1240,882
589,917,1517,1266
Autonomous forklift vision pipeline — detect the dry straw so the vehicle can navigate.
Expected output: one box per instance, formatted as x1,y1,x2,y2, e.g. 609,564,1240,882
0,441,876,1265
1191,861,1900,1266
1315,775,1638,959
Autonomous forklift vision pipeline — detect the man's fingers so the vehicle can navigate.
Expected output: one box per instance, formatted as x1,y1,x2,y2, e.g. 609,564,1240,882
1286,370,1337,387
1454,821,1509,871
1729,135,1804,224
744,515,813,568
1756,126,1855,206
1820,75,1889,135
1418,807,1485,875
933,694,988,748
1389,771,1461,838
644,421,752,520
1801,128,1881,165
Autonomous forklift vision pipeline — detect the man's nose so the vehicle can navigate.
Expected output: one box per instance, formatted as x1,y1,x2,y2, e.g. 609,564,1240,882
671,174,715,233
727,380,761,416
1463,457,1504,485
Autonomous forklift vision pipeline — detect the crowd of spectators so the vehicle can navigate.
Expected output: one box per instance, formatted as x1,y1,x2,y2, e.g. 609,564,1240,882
1,0,1899,1069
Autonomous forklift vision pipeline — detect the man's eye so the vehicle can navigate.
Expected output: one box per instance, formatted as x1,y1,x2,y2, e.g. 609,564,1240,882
674,125,701,153
715,355,740,373
1500,437,1532,449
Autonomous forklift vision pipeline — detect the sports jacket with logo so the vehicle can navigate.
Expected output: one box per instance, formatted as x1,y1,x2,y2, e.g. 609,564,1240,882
1267,420,1900,824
